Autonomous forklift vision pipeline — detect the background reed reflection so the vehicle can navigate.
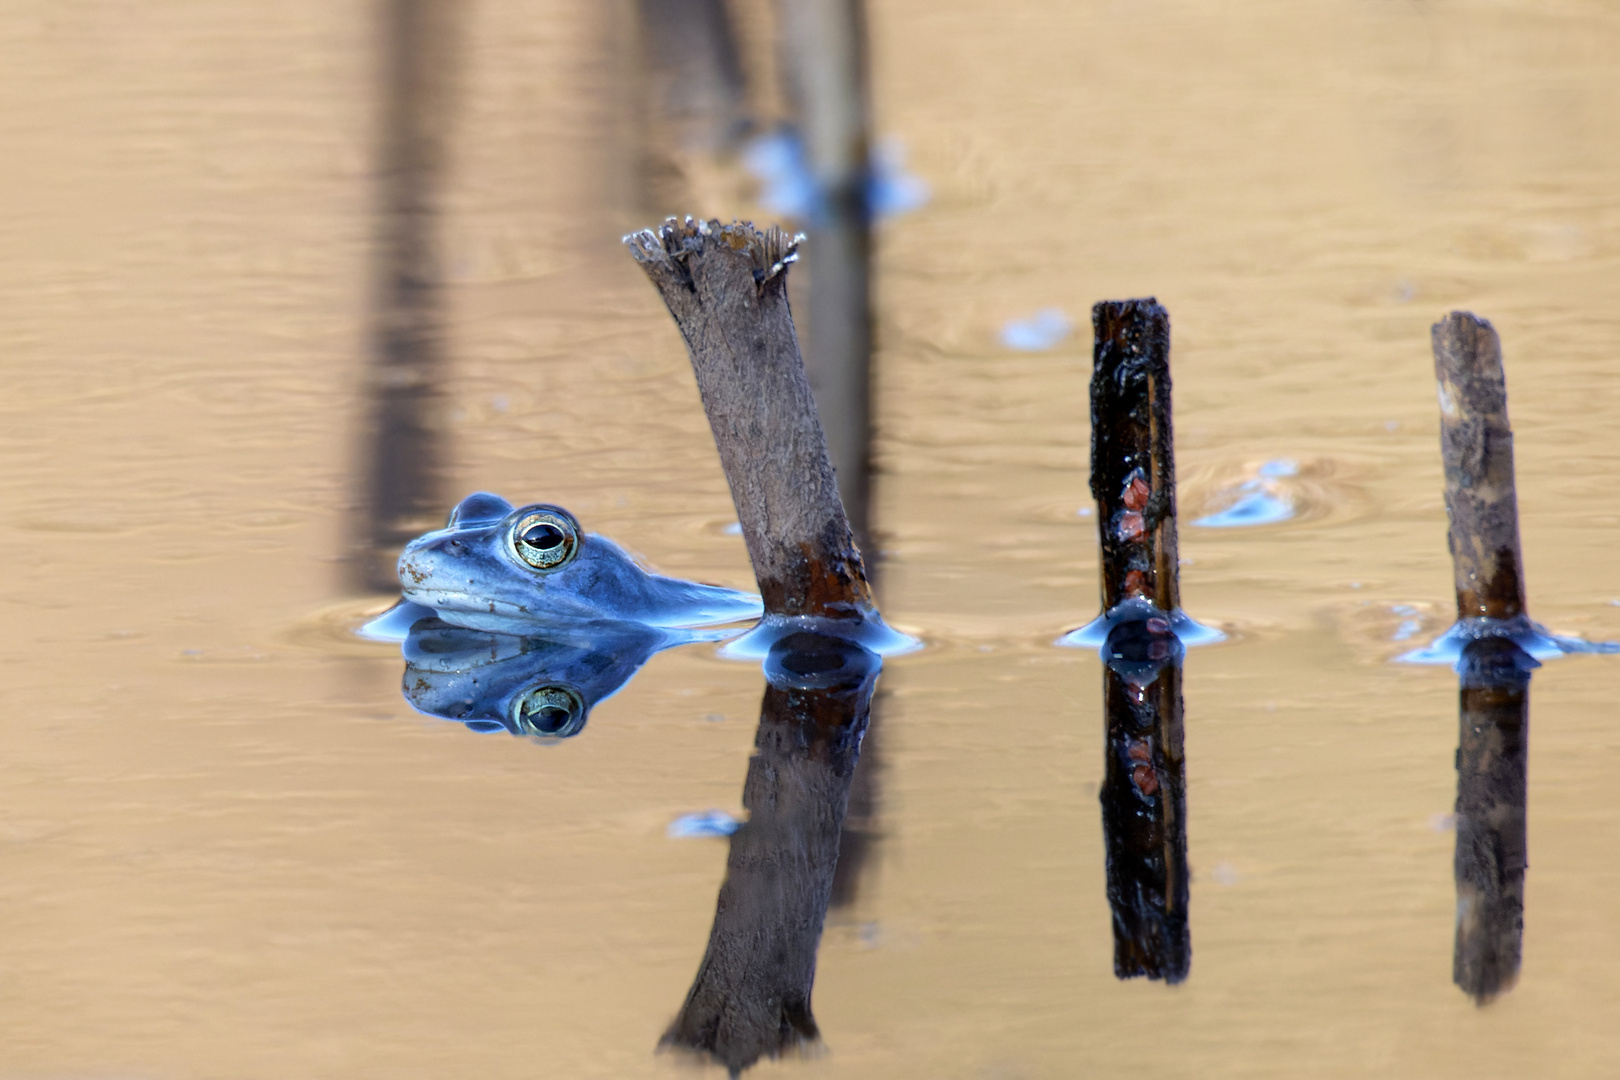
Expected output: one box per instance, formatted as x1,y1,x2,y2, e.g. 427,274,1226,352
352,0,461,593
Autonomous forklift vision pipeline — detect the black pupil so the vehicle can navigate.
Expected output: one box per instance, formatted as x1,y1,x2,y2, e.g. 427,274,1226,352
522,522,565,550
532,706,572,733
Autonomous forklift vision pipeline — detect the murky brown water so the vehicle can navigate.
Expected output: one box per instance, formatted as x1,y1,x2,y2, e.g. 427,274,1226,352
4,1,1620,1076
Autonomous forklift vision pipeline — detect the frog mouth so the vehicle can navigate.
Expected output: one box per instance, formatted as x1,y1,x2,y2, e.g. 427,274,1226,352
399,586,532,618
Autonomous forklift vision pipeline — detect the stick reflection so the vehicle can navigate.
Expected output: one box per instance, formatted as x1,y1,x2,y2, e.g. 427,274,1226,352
1099,617,1190,983
663,630,880,1074
1452,637,1534,1003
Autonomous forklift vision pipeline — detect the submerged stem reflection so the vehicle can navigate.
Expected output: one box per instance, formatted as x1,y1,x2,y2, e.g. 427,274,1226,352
1453,637,1534,1003
663,630,880,1075
1099,617,1190,983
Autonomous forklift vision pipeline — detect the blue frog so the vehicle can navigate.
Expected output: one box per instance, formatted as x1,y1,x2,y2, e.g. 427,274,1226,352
364,493,763,638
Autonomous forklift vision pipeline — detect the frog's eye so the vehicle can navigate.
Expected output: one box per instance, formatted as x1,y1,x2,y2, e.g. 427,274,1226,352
510,508,580,572
512,684,586,738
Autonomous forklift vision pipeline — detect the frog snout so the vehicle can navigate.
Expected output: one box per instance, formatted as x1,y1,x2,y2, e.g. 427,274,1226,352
399,536,466,587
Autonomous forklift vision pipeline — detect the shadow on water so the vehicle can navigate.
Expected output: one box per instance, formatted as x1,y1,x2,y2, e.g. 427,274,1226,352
662,630,880,1076
350,0,463,593
1452,637,1533,1004
1099,617,1190,983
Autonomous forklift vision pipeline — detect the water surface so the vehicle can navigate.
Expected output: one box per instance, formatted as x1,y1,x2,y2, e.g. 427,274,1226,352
3,1,1620,1077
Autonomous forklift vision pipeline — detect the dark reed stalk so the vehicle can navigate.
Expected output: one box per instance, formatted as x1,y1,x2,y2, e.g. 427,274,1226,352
1089,298,1190,981
1432,312,1526,623
1091,299,1180,615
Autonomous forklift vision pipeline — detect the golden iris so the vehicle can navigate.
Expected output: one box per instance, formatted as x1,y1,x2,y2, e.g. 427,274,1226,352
510,508,579,571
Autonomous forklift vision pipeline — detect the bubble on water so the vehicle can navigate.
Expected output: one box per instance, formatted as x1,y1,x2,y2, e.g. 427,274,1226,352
869,138,931,218
718,612,922,661
1397,616,1620,667
1192,460,1303,528
1057,597,1226,651
745,130,928,224
1194,486,1294,528
1001,308,1072,351
668,810,741,839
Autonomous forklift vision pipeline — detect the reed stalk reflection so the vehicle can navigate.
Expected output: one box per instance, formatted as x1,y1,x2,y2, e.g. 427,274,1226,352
1451,637,1533,1003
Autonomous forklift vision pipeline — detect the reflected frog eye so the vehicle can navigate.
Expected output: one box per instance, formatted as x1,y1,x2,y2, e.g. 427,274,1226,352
512,684,586,738
510,508,580,571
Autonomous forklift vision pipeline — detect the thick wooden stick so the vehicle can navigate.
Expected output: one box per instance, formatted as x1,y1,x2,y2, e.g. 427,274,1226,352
662,632,879,1073
1091,300,1180,614
625,218,874,619
1453,637,1531,1003
1099,619,1190,983
1432,313,1527,622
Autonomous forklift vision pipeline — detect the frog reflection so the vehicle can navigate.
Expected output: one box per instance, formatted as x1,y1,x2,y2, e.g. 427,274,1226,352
383,493,763,636
402,615,731,739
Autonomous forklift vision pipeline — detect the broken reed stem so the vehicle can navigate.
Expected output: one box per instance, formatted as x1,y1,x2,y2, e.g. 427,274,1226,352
662,632,878,1074
1092,299,1180,614
1453,637,1531,1003
626,218,874,620
1432,313,1527,622
1100,620,1190,983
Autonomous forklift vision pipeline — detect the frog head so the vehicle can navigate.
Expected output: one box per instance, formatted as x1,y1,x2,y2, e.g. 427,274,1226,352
397,493,762,635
